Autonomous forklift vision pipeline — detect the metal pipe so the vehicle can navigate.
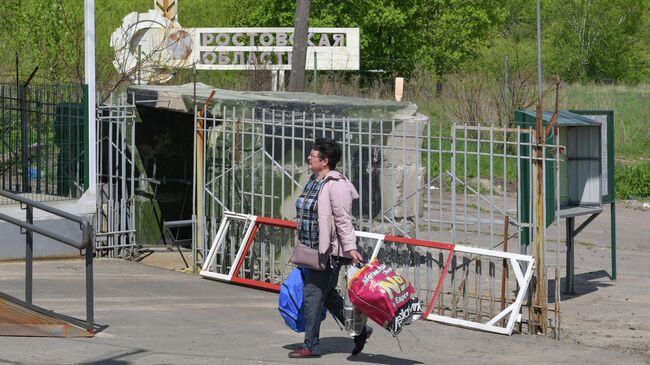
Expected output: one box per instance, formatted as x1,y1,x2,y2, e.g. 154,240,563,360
500,215,509,325
83,221,94,332
19,84,29,193
0,190,89,227
84,0,97,194
25,205,33,304
35,88,42,194
565,217,575,294
107,103,114,253
0,212,84,249
450,123,457,244
120,98,127,252
611,203,617,280
574,213,601,236
463,126,468,246
129,94,136,249
489,128,494,248
369,119,374,233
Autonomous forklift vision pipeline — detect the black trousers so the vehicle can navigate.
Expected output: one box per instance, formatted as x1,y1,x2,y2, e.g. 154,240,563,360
302,257,348,354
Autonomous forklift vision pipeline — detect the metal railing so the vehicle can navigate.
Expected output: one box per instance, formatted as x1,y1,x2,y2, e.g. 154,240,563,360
0,189,94,332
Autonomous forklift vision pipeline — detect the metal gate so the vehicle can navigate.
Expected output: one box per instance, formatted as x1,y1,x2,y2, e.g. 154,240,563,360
95,94,136,257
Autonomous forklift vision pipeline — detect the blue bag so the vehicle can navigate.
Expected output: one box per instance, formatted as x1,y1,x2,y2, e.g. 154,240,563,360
278,267,326,332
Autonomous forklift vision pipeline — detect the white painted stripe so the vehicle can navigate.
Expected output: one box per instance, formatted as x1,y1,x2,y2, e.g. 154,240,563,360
455,244,534,262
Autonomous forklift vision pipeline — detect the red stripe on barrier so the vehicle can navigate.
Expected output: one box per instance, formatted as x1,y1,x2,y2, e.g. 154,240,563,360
229,219,283,293
424,246,456,317
255,216,297,229
218,215,459,317
230,276,280,293
384,235,455,251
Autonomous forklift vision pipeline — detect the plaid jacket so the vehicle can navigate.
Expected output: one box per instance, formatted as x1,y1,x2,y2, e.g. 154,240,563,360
296,175,324,249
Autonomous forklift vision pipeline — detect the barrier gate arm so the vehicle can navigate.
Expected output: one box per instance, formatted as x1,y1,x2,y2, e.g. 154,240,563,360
200,214,536,335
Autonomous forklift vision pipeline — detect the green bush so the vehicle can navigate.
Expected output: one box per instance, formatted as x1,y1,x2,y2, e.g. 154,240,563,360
616,162,650,199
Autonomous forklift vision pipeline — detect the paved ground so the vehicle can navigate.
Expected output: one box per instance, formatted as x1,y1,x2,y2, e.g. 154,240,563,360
0,203,648,365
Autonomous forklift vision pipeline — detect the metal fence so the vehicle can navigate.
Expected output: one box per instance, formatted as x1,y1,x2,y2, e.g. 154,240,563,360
0,83,87,204
193,106,564,335
95,94,136,257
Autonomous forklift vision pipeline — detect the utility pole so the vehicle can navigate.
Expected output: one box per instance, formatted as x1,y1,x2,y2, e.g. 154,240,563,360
533,0,548,335
288,0,310,92
84,0,96,195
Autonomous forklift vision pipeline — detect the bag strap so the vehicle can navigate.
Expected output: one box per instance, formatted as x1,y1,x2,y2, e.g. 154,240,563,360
324,175,345,257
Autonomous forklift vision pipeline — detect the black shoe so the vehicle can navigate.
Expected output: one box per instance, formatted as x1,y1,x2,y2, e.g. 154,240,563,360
351,326,373,355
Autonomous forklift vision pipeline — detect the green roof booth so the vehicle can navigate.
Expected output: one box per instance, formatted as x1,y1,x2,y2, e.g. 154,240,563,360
514,110,616,293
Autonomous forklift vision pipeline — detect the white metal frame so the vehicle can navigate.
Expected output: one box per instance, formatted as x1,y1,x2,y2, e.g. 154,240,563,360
424,245,535,335
200,213,534,335
200,212,256,282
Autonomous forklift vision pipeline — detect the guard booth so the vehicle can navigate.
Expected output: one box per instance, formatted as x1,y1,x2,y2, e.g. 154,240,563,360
515,110,616,293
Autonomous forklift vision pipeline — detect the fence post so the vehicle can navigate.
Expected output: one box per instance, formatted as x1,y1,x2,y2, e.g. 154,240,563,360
19,85,30,193
85,223,94,332
83,84,90,190
25,205,33,304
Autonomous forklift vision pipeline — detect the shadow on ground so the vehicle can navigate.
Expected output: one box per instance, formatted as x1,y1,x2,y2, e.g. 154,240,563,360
548,270,613,303
77,349,148,365
284,337,423,364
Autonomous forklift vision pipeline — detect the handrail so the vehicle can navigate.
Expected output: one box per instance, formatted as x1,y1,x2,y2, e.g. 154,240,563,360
0,189,94,333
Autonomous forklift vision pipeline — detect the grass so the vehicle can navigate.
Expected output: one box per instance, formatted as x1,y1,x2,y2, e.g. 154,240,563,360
561,83,650,161
186,71,650,199
414,81,650,199
421,132,519,191
615,161,650,200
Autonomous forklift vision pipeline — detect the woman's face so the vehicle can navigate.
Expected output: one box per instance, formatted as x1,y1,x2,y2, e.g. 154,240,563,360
307,149,329,175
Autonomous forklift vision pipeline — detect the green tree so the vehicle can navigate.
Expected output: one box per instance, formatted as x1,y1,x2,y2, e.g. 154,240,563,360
544,0,648,83
251,0,504,78
1,0,84,84
414,0,506,80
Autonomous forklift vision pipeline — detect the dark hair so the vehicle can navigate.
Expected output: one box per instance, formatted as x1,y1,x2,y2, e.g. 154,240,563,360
312,137,342,170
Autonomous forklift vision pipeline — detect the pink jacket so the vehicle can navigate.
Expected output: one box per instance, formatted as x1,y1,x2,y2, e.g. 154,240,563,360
317,170,360,258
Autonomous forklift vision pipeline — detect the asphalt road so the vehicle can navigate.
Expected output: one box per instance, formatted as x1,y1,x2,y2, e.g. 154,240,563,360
0,235,648,365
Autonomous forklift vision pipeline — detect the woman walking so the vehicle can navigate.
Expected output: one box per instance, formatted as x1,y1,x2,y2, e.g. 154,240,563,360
289,138,372,359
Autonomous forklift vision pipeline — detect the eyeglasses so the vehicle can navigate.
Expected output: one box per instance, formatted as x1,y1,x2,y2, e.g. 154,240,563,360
307,153,322,161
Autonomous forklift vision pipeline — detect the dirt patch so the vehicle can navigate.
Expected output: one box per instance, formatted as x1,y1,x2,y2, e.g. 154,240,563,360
556,203,650,360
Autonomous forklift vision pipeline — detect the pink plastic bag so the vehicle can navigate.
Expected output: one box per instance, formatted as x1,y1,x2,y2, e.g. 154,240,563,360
348,259,421,335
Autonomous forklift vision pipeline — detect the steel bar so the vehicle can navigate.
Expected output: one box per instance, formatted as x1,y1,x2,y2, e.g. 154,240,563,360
611,203,617,280
25,205,33,304
573,213,601,237
565,217,575,294
500,215,509,326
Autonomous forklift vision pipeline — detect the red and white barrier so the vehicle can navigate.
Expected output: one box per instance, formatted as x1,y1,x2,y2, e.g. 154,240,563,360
200,212,534,335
